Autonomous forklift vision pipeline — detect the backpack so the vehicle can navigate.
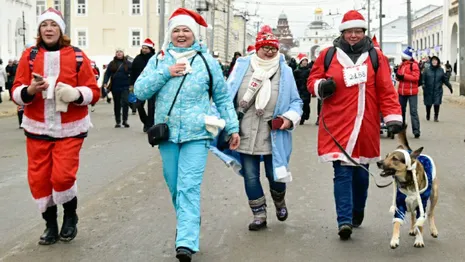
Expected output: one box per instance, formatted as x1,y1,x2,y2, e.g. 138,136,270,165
324,46,379,74
28,46,84,73
155,51,213,98
410,62,422,86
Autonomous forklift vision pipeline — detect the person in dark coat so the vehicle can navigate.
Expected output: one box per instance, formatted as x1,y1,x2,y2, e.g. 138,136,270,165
445,60,452,80
227,51,242,78
130,39,156,132
421,56,452,122
293,53,312,125
288,57,297,71
103,48,132,128
5,59,17,100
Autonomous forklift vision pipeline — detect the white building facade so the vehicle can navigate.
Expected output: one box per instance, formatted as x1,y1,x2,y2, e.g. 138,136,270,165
0,0,37,60
442,0,460,78
291,8,339,60
371,17,409,65
412,6,443,62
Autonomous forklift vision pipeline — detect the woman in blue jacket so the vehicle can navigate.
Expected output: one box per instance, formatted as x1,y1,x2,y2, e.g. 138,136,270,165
220,25,302,231
103,49,132,128
134,8,240,262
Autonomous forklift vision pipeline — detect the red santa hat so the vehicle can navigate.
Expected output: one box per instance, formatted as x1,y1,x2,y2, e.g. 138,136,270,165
142,38,155,48
246,45,256,55
37,8,66,33
339,10,367,32
296,53,308,64
372,35,380,49
255,25,280,51
161,8,208,52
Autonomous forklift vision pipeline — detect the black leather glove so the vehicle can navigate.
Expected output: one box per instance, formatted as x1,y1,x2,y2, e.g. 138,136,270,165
396,74,404,81
318,77,336,99
386,121,403,134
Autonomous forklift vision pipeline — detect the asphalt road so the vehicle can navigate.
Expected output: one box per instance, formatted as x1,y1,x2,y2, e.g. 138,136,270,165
1,99,465,262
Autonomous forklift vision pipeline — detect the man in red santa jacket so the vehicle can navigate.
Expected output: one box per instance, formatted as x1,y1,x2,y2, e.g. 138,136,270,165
307,10,402,240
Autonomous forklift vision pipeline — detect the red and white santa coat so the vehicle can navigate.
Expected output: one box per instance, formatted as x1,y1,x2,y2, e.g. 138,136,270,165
12,46,100,137
308,47,402,164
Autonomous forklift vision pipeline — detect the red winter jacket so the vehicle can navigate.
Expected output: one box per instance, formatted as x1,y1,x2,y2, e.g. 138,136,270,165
397,60,420,96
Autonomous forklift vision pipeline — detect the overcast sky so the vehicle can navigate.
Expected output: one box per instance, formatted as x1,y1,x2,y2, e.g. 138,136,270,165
233,0,442,37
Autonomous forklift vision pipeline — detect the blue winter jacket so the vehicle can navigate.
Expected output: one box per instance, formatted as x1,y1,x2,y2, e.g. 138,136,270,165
134,42,239,144
210,54,303,182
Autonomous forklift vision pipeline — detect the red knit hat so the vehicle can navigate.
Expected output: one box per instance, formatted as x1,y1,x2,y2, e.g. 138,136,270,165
255,25,280,51
339,10,367,32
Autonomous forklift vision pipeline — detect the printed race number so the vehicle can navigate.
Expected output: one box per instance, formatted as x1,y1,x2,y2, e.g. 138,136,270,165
343,64,368,87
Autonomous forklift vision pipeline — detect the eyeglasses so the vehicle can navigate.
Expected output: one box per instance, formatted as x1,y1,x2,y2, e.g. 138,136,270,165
262,46,278,53
343,29,365,36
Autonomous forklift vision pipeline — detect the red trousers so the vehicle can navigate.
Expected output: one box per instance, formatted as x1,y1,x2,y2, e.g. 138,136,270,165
26,137,84,212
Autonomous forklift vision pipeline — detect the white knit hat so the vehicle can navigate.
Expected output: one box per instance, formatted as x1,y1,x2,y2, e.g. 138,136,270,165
37,8,66,33
161,8,209,53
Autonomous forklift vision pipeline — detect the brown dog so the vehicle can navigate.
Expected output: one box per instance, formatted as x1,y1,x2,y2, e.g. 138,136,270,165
377,126,439,249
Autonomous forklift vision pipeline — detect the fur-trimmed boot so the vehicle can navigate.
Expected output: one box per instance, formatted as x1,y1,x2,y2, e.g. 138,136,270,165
60,197,78,242
248,196,267,231
271,189,288,221
39,205,59,245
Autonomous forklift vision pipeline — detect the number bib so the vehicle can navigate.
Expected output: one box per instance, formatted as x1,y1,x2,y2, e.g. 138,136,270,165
343,64,368,87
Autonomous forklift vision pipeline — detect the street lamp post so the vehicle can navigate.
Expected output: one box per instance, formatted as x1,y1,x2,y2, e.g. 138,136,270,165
379,0,383,50
407,0,412,46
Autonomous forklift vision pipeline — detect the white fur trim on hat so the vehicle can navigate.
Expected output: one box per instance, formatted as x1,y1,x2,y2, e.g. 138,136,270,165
161,15,199,52
401,52,412,60
339,20,367,32
37,11,66,33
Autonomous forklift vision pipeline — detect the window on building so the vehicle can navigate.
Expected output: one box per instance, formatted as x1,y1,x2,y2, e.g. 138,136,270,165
132,0,141,15
37,0,46,16
7,19,12,52
76,30,87,47
437,32,440,45
54,0,61,11
77,0,87,15
432,35,435,47
157,1,169,15
420,39,423,49
131,30,141,46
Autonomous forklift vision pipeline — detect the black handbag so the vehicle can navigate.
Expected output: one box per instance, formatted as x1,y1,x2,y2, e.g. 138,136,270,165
147,54,198,147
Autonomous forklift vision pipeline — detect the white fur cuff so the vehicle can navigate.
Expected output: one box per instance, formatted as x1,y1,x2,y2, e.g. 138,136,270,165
384,114,402,123
76,86,94,105
282,110,301,129
314,79,325,99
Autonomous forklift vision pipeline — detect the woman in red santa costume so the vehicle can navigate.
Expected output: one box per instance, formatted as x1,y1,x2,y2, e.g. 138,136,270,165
11,8,100,245
307,10,402,240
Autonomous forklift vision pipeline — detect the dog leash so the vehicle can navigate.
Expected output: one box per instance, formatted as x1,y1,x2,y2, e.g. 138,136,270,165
320,98,393,188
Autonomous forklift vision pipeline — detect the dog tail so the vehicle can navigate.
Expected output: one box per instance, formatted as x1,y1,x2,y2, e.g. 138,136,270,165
397,124,411,151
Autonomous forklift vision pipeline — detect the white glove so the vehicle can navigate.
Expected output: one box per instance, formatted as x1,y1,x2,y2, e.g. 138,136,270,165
205,115,226,137
55,82,81,112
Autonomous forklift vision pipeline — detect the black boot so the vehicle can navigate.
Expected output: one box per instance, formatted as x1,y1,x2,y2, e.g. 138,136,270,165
248,197,267,231
176,247,193,262
39,205,59,245
434,115,439,122
123,121,130,128
352,210,364,228
60,197,78,242
338,224,353,240
271,189,288,221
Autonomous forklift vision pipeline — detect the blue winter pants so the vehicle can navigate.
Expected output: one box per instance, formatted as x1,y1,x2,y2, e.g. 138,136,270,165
241,154,286,201
159,139,209,252
332,161,369,227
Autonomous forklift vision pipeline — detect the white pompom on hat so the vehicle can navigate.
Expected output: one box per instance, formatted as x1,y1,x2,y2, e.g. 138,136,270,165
37,8,66,33
339,10,368,32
